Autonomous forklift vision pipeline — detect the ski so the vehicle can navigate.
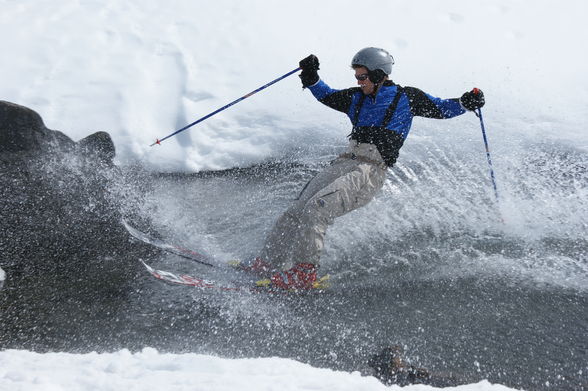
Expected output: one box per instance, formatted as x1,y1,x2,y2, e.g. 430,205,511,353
124,220,331,293
140,259,330,294
140,259,261,292
123,219,216,267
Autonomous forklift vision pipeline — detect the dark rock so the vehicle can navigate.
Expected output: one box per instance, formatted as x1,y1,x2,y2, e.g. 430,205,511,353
0,100,74,154
0,100,155,351
369,345,466,387
78,131,116,164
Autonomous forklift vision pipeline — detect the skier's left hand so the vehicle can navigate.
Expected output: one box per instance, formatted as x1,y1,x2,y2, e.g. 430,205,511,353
460,88,485,111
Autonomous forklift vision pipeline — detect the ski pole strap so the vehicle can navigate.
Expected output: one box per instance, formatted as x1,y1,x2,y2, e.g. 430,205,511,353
151,67,302,146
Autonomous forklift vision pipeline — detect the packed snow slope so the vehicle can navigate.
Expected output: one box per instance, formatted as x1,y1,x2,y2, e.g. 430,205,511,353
1,0,586,171
0,349,517,391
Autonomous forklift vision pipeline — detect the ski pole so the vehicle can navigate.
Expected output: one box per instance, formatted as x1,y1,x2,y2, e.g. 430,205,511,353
473,102,499,203
151,67,301,146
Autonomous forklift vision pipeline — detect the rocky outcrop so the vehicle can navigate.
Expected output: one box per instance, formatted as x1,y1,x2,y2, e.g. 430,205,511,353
0,101,154,350
78,131,116,163
0,101,74,155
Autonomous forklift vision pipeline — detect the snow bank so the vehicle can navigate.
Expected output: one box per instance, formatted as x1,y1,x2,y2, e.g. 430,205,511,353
1,0,586,171
0,348,517,391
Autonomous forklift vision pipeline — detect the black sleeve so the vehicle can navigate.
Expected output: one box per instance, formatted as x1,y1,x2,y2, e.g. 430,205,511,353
404,86,453,119
318,87,362,114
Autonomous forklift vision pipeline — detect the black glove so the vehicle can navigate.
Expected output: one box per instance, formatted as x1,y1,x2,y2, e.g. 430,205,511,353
299,54,320,88
460,88,485,111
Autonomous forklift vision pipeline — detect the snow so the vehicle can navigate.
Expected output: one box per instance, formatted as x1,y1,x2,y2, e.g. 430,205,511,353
0,0,584,389
1,0,586,171
0,348,517,391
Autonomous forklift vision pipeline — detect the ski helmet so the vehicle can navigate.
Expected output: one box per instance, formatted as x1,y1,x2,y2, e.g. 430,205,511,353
351,47,394,75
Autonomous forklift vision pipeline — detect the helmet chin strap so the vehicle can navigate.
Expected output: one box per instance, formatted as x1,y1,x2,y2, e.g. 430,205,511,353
371,82,382,97
367,69,388,97
371,75,388,98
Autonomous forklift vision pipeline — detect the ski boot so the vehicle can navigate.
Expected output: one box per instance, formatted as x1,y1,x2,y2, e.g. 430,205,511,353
255,262,330,291
228,257,272,276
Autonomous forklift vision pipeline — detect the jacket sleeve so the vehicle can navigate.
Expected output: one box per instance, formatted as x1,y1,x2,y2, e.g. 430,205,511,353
307,80,359,114
404,87,465,119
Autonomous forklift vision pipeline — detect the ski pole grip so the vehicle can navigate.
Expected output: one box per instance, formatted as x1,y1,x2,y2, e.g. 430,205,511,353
473,87,480,95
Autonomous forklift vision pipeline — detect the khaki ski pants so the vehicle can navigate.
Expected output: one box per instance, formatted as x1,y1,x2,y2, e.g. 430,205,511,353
261,141,388,270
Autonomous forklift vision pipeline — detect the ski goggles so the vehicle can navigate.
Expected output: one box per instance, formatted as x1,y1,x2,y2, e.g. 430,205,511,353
355,73,370,81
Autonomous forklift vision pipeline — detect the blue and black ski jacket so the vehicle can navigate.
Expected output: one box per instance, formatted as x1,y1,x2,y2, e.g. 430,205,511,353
307,79,465,166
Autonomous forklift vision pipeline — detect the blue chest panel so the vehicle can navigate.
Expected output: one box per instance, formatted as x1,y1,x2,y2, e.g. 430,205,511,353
347,86,413,138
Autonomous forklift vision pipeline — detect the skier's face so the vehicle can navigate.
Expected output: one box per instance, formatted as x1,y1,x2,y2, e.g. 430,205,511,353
354,67,375,95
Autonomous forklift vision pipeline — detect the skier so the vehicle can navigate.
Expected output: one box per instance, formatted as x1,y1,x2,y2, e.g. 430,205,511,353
243,48,485,290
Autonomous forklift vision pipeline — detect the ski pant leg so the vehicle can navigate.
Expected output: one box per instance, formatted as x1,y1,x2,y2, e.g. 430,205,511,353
261,157,387,271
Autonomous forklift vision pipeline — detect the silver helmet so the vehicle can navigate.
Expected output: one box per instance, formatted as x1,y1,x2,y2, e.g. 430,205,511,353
351,47,394,75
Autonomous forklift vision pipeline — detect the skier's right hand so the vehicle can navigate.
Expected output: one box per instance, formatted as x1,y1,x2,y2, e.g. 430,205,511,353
299,54,320,71
299,54,320,88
